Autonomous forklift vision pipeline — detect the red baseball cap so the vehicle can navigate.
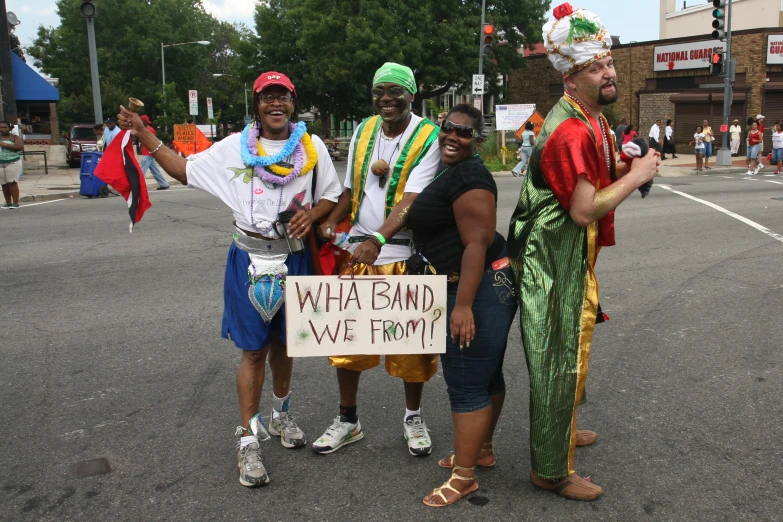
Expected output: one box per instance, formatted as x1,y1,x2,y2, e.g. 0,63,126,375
140,115,151,124
253,71,296,96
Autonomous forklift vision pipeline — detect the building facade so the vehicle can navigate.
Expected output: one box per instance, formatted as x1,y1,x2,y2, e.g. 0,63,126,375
507,27,783,153
660,0,783,40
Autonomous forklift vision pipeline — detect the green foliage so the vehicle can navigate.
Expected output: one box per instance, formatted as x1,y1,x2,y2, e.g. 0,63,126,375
424,100,449,118
29,0,248,131
602,104,620,127
306,119,323,137
242,0,549,126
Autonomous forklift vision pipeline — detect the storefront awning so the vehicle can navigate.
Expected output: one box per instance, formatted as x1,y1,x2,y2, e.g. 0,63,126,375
11,53,59,102
712,92,747,102
764,82,783,92
669,93,710,103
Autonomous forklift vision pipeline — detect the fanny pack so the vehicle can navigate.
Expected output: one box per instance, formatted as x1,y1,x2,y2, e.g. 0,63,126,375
233,227,290,324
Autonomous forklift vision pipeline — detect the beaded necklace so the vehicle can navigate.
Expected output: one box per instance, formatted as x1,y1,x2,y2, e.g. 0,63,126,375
565,92,611,174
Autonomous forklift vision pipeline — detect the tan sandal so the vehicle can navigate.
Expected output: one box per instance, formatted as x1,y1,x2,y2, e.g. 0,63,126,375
423,465,479,508
438,442,496,469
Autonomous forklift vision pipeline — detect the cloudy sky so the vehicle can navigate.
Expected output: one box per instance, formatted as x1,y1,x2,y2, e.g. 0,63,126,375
9,0,665,60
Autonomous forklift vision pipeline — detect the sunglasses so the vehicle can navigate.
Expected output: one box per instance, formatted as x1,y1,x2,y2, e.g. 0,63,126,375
440,120,479,139
371,86,406,99
260,94,295,104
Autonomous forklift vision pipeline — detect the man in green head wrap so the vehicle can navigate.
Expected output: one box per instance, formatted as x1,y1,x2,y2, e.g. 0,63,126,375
313,62,441,457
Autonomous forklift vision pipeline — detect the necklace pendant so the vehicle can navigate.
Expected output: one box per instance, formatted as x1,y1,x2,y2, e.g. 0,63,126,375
370,159,390,177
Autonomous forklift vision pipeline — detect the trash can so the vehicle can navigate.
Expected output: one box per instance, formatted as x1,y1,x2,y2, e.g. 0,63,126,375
79,152,107,197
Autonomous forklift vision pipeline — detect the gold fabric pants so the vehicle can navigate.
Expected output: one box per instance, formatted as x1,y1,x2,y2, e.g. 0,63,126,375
327,251,439,383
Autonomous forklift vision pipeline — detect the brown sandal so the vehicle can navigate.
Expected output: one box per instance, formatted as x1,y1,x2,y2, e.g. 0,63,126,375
423,465,479,507
530,470,603,501
576,430,597,447
438,442,496,469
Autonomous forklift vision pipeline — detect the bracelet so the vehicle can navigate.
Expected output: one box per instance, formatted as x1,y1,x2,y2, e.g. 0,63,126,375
367,236,383,250
371,232,386,246
149,141,164,155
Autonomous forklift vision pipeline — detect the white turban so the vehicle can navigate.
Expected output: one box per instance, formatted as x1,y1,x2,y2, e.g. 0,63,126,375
543,3,612,76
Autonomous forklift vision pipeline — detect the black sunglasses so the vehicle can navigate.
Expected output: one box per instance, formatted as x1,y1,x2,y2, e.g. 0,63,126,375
440,120,479,139
371,86,406,99
260,94,295,104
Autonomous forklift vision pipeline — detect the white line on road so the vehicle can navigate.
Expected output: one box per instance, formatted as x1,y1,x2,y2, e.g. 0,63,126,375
721,176,735,179
765,180,783,185
19,198,69,208
657,184,783,244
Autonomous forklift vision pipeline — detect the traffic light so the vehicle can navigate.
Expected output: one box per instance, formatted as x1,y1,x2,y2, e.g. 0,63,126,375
712,0,726,40
482,24,495,55
80,0,96,18
710,48,724,75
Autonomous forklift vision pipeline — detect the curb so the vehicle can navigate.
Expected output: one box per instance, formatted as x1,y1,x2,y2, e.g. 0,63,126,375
19,191,79,203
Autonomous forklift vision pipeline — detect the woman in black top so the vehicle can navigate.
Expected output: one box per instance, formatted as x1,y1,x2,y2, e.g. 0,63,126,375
409,104,517,507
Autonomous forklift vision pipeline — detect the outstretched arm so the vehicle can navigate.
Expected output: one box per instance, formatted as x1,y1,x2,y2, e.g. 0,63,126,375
117,105,188,184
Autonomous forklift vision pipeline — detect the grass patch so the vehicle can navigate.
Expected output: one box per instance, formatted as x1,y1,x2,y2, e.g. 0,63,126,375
479,132,518,172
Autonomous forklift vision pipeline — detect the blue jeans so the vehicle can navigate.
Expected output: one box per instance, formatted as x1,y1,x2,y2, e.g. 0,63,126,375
704,141,713,158
140,155,169,188
747,144,760,161
773,148,783,163
512,146,533,174
440,255,518,413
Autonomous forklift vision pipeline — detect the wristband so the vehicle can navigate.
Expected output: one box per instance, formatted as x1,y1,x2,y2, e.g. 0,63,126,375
371,232,386,246
150,141,164,155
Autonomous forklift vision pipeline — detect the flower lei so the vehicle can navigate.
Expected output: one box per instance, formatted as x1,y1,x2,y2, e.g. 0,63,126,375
239,121,317,186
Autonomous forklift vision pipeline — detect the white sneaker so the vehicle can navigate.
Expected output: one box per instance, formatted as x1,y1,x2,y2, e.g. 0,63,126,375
268,410,306,448
235,428,270,487
754,166,761,175
404,415,433,456
759,163,765,169
312,417,364,454
746,170,754,175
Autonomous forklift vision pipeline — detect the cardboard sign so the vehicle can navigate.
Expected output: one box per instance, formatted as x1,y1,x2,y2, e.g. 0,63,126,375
173,124,196,142
495,104,536,131
285,275,448,357
515,111,545,141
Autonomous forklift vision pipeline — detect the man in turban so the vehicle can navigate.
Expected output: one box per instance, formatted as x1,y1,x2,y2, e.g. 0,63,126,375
507,3,659,500
314,63,441,457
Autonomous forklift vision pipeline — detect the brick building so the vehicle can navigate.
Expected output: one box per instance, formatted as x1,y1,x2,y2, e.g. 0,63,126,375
507,27,783,153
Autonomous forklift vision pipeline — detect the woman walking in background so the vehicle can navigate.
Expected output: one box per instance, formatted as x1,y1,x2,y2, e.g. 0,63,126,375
688,125,705,173
662,119,677,160
730,119,742,156
746,120,762,175
622,124,637,145
512,121,535,177
771,122,783,174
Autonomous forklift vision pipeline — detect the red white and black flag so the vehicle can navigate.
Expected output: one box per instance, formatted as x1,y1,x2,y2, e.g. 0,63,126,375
94,130,151,232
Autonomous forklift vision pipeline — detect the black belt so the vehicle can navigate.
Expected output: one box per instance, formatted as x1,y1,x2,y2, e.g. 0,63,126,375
349,235,412,247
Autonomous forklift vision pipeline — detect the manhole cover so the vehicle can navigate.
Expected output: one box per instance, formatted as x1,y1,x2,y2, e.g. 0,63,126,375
70,458,111,478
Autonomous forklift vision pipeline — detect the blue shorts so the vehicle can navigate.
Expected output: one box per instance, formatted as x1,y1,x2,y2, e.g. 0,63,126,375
221,242,312,351
704,142,713,158
694,147,705,156
440,251,518,413
773,149,783,162
747,144,760,160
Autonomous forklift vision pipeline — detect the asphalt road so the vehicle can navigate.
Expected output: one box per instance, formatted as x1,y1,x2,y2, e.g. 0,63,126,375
2,171,782,521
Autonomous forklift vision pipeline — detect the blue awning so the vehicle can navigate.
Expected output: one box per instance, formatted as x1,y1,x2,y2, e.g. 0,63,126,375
11,53,59,102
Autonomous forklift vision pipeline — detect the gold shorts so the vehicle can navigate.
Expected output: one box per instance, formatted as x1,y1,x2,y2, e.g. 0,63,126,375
327,253,439,383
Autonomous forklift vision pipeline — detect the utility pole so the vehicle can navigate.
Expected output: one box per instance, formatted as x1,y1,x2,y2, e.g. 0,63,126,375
717,0,733,167
0,0,18,123
474,0,487,113
80,1,103,123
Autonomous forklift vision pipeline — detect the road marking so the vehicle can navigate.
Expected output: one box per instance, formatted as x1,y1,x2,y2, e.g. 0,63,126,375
743,177,758,181
657,184,783,244
765,180,783,185
720,176,735,179
19,198,69,208
764,174,776,177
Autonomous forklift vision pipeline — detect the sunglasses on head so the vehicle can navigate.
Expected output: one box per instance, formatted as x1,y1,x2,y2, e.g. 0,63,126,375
371,86,406,99
440,120,479,139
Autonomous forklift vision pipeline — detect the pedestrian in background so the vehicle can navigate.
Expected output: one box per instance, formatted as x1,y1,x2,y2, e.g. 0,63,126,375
648,118,661,153
139,115,169,191
702,119,713,169
688,125,705,173
746,121,762,175
93,124,105,152
512,121,535,177
0,120,23,209
622,123,637,145
756,114,766,168
771,122,783,174
729,119,741,156
436,112,448,125
615,117,628,151
102,117,121,148
662,119,677,160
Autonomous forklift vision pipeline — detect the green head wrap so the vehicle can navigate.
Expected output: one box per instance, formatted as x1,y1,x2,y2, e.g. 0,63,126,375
372,62,417,95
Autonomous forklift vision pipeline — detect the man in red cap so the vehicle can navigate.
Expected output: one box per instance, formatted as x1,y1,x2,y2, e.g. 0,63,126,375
139,115,169,190
114,71,342,487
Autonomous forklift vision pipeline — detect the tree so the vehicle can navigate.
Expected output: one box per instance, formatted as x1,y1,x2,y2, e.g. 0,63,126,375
241,0,549,134
28,0,247,132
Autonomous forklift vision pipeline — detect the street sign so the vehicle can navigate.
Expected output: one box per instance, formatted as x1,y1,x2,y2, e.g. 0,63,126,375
173,124,196,142
515,111,546,140
188,89,198,116
472,74,485,95
495,104,536,131
473,96,482,113
206,97,214,120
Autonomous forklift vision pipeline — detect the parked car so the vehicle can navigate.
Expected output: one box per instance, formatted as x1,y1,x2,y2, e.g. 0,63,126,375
65,124,98,167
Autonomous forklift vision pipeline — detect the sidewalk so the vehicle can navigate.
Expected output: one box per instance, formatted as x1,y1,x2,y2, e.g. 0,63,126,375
16,163,182,203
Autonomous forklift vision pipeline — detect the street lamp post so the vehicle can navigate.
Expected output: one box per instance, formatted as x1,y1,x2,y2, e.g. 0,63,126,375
212,73,249,122
160,40,210,115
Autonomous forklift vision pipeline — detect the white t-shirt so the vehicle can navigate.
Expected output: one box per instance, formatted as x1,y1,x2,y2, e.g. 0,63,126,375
772,131,783,149
344,114,440,265
693,133,705,149
649,124,660,140
665,126,673,140
185,133,342,238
